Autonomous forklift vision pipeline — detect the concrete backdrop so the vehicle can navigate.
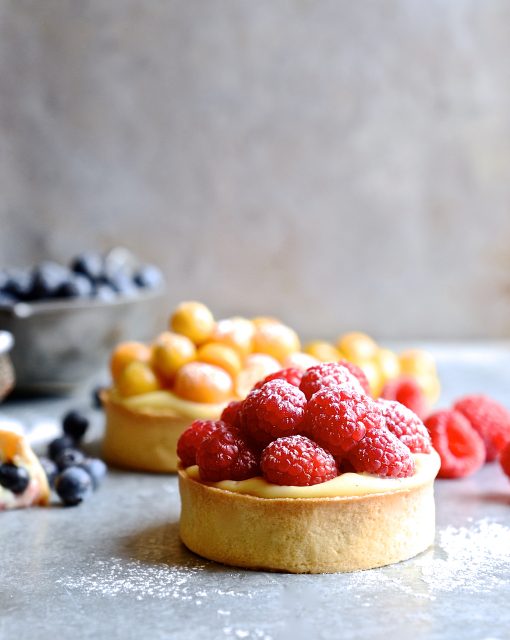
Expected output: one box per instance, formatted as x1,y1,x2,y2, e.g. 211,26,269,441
1,0,510,340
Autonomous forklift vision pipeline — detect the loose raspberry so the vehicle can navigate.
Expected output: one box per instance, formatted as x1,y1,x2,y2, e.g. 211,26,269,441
453,394,510,462
348,428,415,478
500,441,510,478
338,359,371,395
299,362,364,400
424,409,485,478
305,387,383,455
378,399,432,453
220,400,243,429
196,426,259,481
261,435,338,486
380,376,428,419
254,367,303,390
177,419,225,467
239,379,307,446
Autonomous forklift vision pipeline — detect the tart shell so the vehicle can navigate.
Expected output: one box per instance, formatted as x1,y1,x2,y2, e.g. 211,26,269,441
102,391,191,473
178,469,436,573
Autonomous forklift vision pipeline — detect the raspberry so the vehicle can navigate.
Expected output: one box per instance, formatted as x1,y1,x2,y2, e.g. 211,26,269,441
261,435,338,486
378,399,432,453
305,387,383,455
254,367,303,390
381,376,428,419
424,409,485,478
500,441,510,478
177,419,225,467
453,394,510,462
239,379,307,445
338,359,370,395
220,400,243,428
299,362,364,400
348,428,415,478
196,426,259,481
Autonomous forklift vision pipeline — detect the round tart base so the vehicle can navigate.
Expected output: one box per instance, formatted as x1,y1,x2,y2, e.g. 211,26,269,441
102,392,191,473
178,470,436,573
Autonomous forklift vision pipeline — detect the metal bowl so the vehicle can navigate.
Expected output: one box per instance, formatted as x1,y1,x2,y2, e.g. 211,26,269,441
0,331,15,401
0,289,165,395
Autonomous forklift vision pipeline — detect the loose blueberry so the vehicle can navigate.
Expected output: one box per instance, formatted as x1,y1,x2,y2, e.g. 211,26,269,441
62,410,89,441
0,463,30,494
71,252,104,282
0,292,15,306
92,385,105,409
48,435,75,461
55,467,93,506
133,265,164,289
38,456,58,488
55,448,86,471
79,458,107,489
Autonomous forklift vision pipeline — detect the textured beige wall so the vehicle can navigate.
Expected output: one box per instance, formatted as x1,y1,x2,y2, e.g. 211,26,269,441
1,1,510,339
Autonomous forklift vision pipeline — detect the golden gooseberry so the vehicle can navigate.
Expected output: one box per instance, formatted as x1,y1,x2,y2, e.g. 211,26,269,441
116,361,161,397
151,332,197,383
110,341,152,383
170,301,215,345
174,361,233,404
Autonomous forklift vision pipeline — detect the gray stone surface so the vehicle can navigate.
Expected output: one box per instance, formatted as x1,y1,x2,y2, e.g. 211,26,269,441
2,1,510,339
1,343,510,639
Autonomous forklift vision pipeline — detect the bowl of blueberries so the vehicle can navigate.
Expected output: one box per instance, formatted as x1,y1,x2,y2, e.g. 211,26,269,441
0,248,165,395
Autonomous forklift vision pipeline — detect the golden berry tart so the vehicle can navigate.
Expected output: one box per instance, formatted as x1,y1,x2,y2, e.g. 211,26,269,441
0,429,50,510
102,302,304,473
177,364,440,573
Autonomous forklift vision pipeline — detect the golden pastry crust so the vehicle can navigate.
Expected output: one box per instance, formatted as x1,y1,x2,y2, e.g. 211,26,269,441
101,391,192,472
178,469,436,573
0,430,50,509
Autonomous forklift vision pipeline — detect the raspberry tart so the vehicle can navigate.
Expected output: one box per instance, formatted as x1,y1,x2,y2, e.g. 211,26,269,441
0,429,50,510
102,302,308,472
178,364,440,573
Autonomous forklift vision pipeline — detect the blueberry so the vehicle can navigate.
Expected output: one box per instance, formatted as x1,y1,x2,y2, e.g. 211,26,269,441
92,385,105,409
48,435,75,461
55,448,86,471
79,458,107,490
133,265,164,289
57,273,94,299
94,283,117,302
3,270,32,301
38,456,58,488
71,252,104,282
29,261,70,300
55,467,93,506
0,269,9,291
0,292,15,307
0,463,30,494
107,272,138,297
62,410,89,441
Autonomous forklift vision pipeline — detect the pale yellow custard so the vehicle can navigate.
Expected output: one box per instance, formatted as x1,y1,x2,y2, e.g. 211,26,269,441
183,450,440,499
110,389,228,419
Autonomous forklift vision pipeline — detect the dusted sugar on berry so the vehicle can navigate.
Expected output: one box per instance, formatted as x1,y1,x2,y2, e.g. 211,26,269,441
254,367,303,390
338,360,371,396
378,399,432,453
196,426,259,482
239,379,307,446
220,401,243,429
177,419,225,468
424,410,485,479
453,394,510,462
305,387,384,455
299,362,364,400
261,435,338,486
348,428,415,478
381,376,428,419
